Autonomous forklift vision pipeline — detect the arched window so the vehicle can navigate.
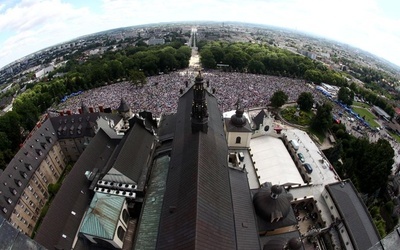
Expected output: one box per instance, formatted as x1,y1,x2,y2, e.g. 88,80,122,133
122,209,129,224
117,226,125,241
235,137,241,144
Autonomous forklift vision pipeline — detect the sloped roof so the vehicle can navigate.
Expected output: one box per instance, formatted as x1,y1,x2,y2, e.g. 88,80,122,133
50,112,122,140
108,121,154,190
0,119,57,219
253,109,267,130
117,98,130,113
79,192,125,239
157,86,236,249
326,180,380,250
228,168,261,249
0,216,46,250
35,129,119,249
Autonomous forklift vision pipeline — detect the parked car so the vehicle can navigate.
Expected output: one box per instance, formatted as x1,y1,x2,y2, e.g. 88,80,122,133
297,153,305,163
303,163,313,174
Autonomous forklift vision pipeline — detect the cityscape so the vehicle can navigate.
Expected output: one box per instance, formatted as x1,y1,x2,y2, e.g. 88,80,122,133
0,17,400,250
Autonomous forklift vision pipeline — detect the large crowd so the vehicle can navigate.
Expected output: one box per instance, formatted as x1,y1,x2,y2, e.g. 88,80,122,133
55,70,326,118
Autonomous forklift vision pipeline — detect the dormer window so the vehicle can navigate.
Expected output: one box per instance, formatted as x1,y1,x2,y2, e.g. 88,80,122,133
7,197,12,204
11,188,17,196
20,171,27,179
2,207,7,213
36,149,43,156
25,163,32,171
15,179,22,187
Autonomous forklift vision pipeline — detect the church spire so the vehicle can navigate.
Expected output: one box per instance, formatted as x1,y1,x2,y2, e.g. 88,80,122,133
191,71,208,133
80,101,90,114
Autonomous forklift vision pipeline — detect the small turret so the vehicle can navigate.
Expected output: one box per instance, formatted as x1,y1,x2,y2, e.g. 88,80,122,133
191,71,209,133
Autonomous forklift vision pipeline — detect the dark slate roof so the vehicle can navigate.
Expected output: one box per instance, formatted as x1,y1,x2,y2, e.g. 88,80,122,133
106,121,155,190
156,87,237,249
34,129,119,250
326,180,380,250
228,168,261,249
157,113,177,142
0,119,57,219
0,215,46,250
253,109,267,130
50,112,120,139
81,101,90,114
117,98,130,113
224,117,252,133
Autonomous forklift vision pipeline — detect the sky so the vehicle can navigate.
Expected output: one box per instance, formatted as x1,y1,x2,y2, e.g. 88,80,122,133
1,0,400,69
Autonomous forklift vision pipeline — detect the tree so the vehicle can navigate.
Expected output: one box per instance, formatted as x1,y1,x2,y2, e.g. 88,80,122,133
129,70,147,86
270,90,288,108
359,139,394,194
297,92,314,111
248,59,265,74
200,49,217,69
338,87,354,106
311,103,332,133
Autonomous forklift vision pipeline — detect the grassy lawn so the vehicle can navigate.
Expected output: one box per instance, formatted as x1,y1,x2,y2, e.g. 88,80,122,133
352,101,370,109
280,106,314,126
351,106,380,128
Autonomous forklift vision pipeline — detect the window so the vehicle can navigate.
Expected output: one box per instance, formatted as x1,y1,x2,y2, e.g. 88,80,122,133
117,226,125,241
122,209,129,224
235,136,241,144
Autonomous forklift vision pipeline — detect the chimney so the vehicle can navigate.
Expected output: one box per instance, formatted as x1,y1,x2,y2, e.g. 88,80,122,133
89,107,94,113
99,105,104,112
66,110,72,115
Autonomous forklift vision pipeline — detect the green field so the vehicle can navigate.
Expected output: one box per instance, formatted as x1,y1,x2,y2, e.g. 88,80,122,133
351,106,380,128
280,106,313,126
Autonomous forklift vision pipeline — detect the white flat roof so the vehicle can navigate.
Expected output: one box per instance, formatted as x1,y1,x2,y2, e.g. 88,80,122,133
250,136,304,186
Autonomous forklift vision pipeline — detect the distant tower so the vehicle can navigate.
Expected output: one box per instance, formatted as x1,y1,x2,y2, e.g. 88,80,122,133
224,98,252,148
191,71,208,133
117,98,132,120
80,101,90,114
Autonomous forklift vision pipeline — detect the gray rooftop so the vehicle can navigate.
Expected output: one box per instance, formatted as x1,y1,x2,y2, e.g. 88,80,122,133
0,118,57,219
326,180,381,250
35,129,119,249
0,215,46,250
229,168,261,249
105,120,155,191
156,85,237,249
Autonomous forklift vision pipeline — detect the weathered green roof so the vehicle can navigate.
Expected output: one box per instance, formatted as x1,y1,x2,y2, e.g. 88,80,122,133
79,192,125,239
134,155,170,249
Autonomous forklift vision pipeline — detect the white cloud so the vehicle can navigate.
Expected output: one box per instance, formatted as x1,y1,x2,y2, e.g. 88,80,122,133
0,0,400,68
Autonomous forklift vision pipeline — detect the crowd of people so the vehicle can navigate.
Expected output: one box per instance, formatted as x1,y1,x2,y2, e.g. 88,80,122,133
55,70,326,118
